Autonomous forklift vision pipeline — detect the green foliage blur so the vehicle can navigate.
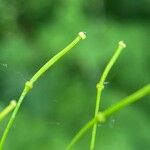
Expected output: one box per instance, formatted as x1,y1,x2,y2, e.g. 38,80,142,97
0,0,150,149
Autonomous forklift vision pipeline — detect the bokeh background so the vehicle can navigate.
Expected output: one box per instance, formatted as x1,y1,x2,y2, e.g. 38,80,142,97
0,0,150,149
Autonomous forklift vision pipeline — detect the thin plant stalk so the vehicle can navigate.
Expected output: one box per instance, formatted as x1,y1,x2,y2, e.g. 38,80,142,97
0,101,16,122
103,84,150,117
0,32,86,150
90,41,126,150
66,118,97,150
67,84,150,149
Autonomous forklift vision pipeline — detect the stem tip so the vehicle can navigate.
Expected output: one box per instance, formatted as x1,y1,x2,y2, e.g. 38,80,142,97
118,41,126,48
78,32,86,40
10,100,16,107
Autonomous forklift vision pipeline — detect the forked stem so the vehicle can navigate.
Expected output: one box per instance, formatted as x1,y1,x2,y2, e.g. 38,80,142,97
0,32,86,150
66,84,150,150
90,41,126,150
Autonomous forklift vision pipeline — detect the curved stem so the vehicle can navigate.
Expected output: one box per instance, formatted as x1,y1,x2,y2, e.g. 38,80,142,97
0,101,16,122
90,41,126,150
0,32,86,150
30,32,85,84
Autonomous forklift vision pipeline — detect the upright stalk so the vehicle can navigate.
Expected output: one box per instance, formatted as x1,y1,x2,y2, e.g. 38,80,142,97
90,41,126,150
0,32,86,149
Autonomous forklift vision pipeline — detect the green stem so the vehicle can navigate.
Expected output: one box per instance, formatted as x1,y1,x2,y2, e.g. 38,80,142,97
90,41,126,150
0,32,86,150
30,32,86,84
66,118,97,150
0,87,29,150
67,84,150,149
103,84,150,117
0,101,16,122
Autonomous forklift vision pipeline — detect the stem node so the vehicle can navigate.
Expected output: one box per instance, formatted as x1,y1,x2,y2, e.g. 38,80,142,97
96,112,106,123
96,83,104,90
25,81,33,90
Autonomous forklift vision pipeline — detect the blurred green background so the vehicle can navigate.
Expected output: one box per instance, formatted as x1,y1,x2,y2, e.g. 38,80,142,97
0,0,150,149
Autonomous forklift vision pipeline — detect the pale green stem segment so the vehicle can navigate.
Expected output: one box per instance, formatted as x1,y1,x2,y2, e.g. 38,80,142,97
90,41,126,150
0,101,16,122
103,84,150,117
0,32,86,150
67,84,150,149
